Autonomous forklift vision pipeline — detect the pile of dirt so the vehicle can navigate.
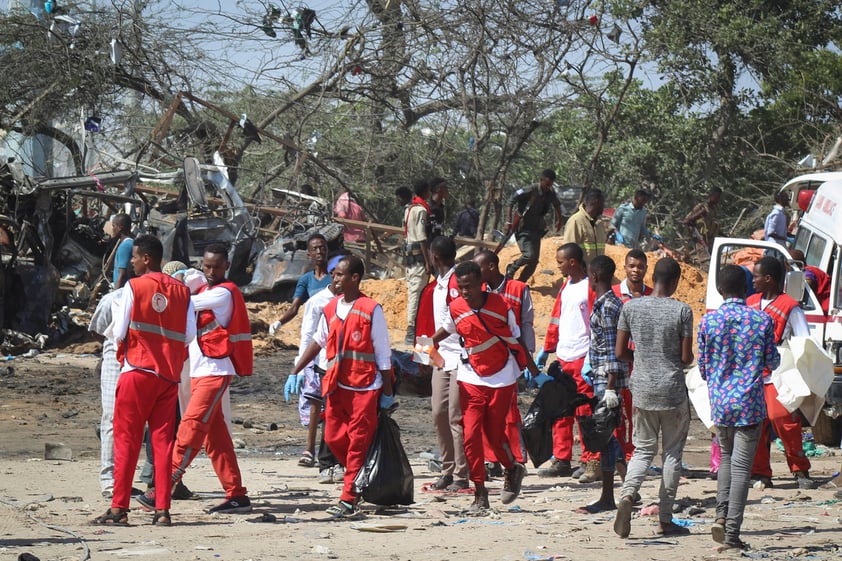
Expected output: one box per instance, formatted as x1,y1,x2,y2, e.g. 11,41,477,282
249,237,709,351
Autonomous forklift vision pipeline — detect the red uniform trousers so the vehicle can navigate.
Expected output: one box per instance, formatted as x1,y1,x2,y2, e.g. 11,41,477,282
459,381,517,484
482,390,525,464
324,386,379,503
551,357,600,463
172,375,247,499
751,383,810,478
615,387,635,462
112,369,178,510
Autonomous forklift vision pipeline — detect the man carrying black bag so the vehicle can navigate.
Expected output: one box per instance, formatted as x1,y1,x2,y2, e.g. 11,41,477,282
574,255,626,514
353,408,414,506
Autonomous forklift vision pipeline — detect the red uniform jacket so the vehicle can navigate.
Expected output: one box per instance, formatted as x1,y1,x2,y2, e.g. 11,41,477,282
322,295,381,394
196,280,254,376
449,292,526,375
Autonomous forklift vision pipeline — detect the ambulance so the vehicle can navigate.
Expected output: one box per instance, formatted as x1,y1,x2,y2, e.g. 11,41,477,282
705,172,842,417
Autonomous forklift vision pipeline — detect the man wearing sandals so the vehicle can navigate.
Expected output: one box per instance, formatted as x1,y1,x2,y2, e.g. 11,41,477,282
94,235,195,526
698,265,779,550
292,255,395,518
432,261,539,512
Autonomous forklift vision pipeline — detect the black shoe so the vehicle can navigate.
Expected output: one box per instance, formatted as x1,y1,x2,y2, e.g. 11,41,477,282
501,463,526,504
172,481,199,500
431,474,453,490
795,471,818,490
206,496,252,514
538,459,572,478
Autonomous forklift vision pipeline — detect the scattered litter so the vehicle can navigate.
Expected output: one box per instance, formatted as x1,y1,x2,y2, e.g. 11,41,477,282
247,512,277,523
112,548,171,557
628,540,678,546
670,517,694,527
43,442,71,461
639,504,659,516
350,523,407,532
310,545,337,558
509,505,523,512
815,499,838,506
760,496,776,504
524,551,565,561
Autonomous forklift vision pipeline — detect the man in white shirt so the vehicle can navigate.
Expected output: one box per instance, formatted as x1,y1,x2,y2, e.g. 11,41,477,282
429,236,469,491
291,256,395,518
170,244,254,515
764,192,791,246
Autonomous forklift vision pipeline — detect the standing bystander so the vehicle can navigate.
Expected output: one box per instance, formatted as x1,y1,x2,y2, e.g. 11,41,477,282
563,189,607,266
403,180,433,344
611,189,652,249
613,257,694,539
698,265,780,550
111,214,134,289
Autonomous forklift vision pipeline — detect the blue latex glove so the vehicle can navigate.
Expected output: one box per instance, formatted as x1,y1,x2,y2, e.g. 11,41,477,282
615,231,625,245
533,373,553,388
284,374,302,402
581,355,594,386
535,349,549,369
522,368,533,382
379,393,396,410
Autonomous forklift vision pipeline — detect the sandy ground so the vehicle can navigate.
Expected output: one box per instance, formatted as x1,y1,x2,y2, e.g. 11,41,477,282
1,352,841,561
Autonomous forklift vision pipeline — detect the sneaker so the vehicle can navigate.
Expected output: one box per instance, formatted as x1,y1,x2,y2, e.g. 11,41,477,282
135,490,155,511
172,481,199,500
500,463,526,504
571,464,586,479
711,518,726,544
332,465,345,484
326,500,360,519
101,486,114,499
579,459,603,484
318,467,334,484
538,459,573,478
206,496,252,514
431,474,453,490
794,471,818,490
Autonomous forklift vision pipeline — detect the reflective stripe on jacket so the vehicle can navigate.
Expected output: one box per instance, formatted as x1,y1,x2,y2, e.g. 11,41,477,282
196,280,254,376
449,293,518,376
118,272,191,382
321,295,380,393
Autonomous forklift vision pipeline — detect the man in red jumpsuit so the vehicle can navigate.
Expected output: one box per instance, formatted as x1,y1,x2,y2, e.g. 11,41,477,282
169,243,255,514
93,234,195,527
292,255,395,518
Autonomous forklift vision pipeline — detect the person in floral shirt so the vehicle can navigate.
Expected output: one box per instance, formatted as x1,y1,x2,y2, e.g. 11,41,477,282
697,265,780,551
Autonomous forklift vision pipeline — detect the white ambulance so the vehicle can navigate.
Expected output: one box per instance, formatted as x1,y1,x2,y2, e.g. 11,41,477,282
705,173,842,415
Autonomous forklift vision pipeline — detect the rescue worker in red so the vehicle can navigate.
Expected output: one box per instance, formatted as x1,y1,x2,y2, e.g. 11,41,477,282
171,243,255,514
473,249,535,471
536,243,601,482
432,261,539,512
747,256,817,490
94,234,195,526
292,255,395,518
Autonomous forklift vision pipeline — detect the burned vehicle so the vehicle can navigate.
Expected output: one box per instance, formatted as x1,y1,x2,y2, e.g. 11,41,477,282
0,163,148,348
140,155,262,286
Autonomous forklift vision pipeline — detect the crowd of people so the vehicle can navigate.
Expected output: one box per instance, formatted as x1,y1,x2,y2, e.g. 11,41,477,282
86,170,836,553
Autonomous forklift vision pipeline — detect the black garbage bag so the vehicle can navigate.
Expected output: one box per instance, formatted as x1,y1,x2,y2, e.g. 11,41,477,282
353,412,414,505
522,397,554,468
577,402,621,453
521,362,597,468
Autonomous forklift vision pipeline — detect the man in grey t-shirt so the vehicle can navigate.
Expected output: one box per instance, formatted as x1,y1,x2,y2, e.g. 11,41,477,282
613,257,694,539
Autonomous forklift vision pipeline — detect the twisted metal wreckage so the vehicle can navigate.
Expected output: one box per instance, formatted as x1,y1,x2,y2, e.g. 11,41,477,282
0,94,352,355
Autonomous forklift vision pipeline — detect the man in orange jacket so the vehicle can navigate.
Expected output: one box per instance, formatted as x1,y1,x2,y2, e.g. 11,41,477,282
93,234,195,527
166,243,255,514
292,255,395,518
747,256,816,490
432,261,539,512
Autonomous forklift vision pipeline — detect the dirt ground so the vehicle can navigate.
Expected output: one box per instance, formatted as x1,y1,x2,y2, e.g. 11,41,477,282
1,351,841,561
0,241,839,560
